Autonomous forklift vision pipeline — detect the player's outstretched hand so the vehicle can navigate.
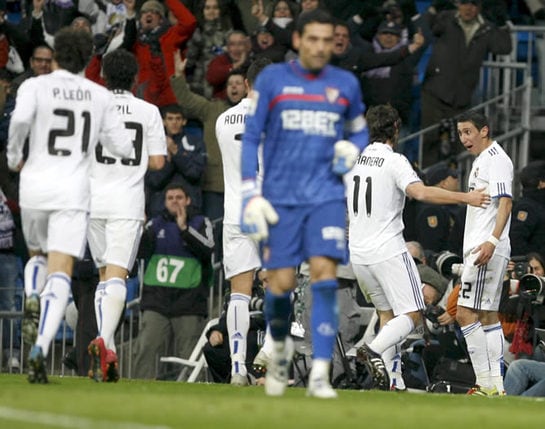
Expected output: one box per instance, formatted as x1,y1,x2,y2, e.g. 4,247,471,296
466,187,491,208
333,140,360,175
241,180,278,241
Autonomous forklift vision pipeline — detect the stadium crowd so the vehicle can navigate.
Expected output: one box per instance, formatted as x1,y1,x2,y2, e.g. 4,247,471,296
0,0,544,398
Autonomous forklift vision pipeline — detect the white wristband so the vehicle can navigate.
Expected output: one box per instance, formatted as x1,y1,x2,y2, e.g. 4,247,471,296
487,236,499,246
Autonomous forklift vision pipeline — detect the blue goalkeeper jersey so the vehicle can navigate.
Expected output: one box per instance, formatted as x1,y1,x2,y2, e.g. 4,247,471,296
241,60,368,206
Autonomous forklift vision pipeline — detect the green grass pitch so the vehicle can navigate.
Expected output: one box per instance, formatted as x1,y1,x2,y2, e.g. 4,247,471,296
0,374,543,429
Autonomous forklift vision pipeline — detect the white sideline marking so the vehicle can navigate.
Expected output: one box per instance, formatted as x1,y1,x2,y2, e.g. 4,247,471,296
0,406,171,429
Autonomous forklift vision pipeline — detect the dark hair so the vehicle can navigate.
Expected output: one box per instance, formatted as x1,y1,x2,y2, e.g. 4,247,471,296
160,103,185,119
53,28,94,74
456,111,490,137
519,160,545,189
102,49,138,91
295,8,334,35
227,67,246,81
246,57,272,86
527,252,545,272
32,44,54,57
271,0,299,18
366,104,401,143
165,182,189,196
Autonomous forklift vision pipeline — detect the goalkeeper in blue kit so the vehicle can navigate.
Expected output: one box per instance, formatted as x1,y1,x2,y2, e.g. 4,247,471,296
240,9,368,398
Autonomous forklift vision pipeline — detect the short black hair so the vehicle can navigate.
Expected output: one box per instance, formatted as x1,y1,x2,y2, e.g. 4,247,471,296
53,27,94,74
31,44,53,57
519,160,545,189
246,57,272,87
366,104,401,143
102,49,138,91
295,8,334,35
160,103,185,119
456,110,490,137
165,182,189,195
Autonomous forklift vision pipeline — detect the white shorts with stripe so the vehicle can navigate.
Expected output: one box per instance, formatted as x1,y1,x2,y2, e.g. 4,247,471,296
458,251,508,311
352,251,425,315
222,223,261,280
88,218,143,270
22,208,88,259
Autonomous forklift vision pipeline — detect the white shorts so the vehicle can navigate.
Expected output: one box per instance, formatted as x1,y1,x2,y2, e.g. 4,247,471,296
22,208,88,259
352,251,425,316
222,224,261,280
458,252,508,311
88,218,143,270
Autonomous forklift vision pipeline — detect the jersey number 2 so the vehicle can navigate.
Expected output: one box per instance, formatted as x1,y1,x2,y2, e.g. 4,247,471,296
352,175,372,217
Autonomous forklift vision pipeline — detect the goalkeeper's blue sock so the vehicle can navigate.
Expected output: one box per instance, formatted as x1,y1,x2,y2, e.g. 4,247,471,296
264,289,291,341
311,279,338,360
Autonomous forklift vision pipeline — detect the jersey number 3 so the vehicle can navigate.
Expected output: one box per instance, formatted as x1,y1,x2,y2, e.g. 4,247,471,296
95,121,143,166
352,175,373,217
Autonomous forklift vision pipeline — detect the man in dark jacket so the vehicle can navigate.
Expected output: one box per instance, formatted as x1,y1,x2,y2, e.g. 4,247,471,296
510,160,545,258
133,182,214,379
420,0,512,167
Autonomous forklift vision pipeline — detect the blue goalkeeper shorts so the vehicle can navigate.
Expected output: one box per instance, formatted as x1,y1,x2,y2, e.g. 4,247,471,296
261,199,347,269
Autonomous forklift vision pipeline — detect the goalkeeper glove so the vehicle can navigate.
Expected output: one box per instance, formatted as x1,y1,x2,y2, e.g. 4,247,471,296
240,180,279,242
332,140,360,175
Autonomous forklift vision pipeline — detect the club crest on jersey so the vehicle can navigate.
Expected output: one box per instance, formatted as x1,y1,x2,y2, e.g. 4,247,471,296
517,210,528,222
325,87,339,103
427,216,438,228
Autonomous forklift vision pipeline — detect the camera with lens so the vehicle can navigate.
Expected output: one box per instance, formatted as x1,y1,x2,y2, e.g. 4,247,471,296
430,251,463,278
249,296,264,312
423,304,446,327
511,255,530,279
518,273,545,304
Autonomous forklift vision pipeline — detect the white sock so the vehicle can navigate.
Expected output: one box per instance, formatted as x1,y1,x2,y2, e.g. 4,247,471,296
309,358,330,381
382,343,405,390
95,278,126,352
262,328,274,354
36,272,71,357
227,293,250,376
461,321,491,388
369,314,414,355
483,322,504,392
24,255,47,298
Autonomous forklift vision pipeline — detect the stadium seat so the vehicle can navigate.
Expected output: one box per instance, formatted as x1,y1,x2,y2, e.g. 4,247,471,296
159,317,219,382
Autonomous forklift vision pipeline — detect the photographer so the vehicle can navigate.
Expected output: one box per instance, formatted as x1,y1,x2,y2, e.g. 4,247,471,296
507,253,545,360
202,279,266,384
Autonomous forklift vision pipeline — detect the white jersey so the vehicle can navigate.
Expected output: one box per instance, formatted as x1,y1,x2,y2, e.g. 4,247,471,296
7,69,132,211
90,90,166,220
346,143,421,265
464,140,513,258
216,98,262,226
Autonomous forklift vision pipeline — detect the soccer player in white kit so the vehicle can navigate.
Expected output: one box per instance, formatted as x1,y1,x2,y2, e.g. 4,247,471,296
455,111,513,396
87,49,167,382
215,58,270,386
346,104,489,390
6,28,133,383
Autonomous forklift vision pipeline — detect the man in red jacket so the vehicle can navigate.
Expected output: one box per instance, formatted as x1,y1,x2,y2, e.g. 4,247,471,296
133,0,197,107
